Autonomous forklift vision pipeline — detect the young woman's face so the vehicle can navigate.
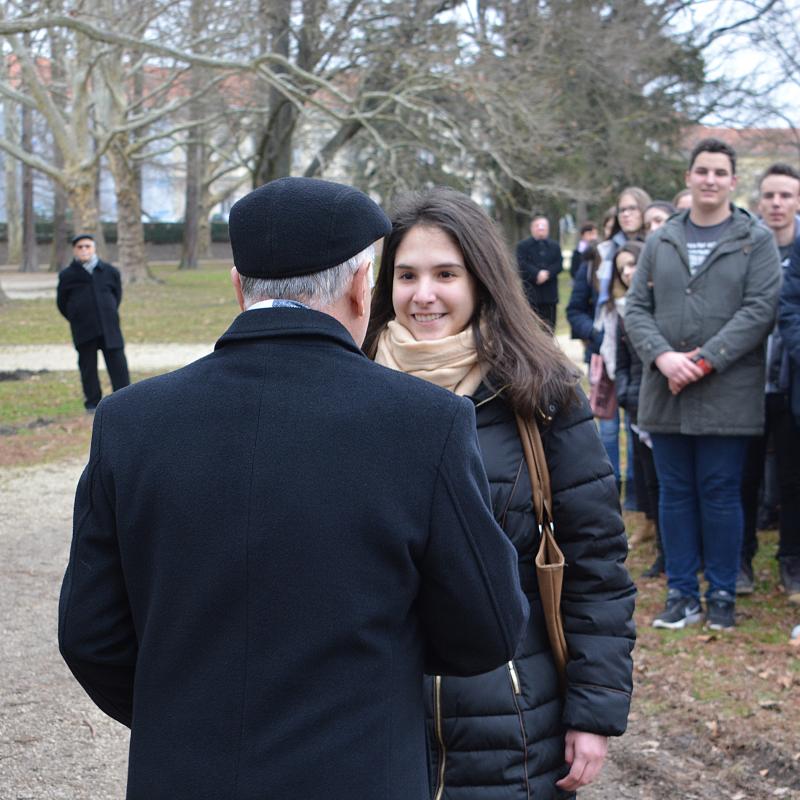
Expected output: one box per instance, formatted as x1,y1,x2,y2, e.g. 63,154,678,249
616,251,637,288
392,224,478,341
644,207,669,236
617,193,643,236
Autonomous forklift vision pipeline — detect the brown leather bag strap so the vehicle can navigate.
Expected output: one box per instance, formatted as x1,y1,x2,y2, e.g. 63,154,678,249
514,414,553,528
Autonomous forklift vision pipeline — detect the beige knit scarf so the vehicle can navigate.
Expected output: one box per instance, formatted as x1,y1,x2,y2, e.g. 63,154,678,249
374,320,485,396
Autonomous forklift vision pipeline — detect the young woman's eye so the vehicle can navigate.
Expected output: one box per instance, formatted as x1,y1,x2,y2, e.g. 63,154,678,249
396,271,414,281
439,270,456,279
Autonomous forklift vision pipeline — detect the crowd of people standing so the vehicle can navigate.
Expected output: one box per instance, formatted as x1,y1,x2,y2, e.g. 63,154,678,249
523,137,798,634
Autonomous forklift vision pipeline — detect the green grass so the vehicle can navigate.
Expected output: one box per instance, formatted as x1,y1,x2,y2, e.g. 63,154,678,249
0,370,156,429
1,262,238,345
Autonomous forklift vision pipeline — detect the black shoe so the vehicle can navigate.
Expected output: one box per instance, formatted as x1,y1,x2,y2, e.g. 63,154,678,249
779,557,800,605
706,590,736,630
736,561,754,595
652,590,702,629
642,556,664,579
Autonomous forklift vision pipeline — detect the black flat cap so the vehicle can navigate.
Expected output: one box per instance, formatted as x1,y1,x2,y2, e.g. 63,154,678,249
229,177,391,279
71,233,95,245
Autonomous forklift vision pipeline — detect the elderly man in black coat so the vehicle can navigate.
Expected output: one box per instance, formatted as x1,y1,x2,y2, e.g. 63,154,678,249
58,177,528,800
56,234,130,410
516,215,563,329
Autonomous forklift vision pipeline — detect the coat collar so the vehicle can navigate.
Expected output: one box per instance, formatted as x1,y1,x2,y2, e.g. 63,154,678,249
214,307,365,357
658,205,756,248
656,205,758,278
68,258,107,272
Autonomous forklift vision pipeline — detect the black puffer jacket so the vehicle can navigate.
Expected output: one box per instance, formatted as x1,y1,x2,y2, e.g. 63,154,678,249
615,316,643,422
425,384,636,800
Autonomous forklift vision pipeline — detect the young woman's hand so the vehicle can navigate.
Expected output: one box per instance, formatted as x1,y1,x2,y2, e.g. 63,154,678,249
555,729,609,791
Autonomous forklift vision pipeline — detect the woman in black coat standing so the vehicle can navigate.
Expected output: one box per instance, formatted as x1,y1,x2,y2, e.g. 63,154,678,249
364,188,636,799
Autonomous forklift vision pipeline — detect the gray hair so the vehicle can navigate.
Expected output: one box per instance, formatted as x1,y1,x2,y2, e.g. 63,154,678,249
239,245,375,309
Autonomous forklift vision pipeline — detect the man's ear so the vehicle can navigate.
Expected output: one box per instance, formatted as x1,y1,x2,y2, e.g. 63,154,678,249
350,260,371,318
231,267,246,311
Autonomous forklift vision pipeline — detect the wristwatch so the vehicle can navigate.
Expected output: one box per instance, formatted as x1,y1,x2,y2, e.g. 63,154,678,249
690,353,714,375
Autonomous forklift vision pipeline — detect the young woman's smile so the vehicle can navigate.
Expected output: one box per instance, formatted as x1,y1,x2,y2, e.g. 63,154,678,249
392,224,478,340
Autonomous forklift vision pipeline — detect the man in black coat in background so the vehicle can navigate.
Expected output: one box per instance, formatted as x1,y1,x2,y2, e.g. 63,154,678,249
516,215,563,329
58,177,528,800
56,234,130,411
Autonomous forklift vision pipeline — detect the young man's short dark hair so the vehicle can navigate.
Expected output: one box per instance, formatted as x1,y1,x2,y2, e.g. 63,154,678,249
689,137,737,175
579,222,597,235
759,162,800,189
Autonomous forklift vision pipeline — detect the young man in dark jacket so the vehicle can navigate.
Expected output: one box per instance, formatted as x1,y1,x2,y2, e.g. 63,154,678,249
626,138,781,631
778,233,800,604
58,178,528,800
739,164,800,600
56,234,129,411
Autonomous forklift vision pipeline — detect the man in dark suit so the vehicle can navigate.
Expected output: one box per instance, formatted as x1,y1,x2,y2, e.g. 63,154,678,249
516,215,563,329
56,234,130,411
58,177,528,800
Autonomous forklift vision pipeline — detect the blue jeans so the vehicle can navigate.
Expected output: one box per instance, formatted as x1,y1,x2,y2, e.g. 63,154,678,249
651,434,748,599
598,409,636,506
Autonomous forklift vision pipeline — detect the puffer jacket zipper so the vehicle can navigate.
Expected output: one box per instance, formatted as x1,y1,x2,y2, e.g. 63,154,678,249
433,675,446,800
507,661,532,799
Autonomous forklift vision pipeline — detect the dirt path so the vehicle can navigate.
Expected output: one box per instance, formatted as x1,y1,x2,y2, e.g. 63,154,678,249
2,458,797,799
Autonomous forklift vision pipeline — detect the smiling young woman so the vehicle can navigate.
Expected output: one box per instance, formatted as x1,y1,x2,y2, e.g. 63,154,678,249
364,187,636,800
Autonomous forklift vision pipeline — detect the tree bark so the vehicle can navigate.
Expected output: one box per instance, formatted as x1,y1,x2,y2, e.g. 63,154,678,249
20,101,38,272
254,0,296,186
198,210,211,259
50,140,70,270
107,139,152,283
66,168,101,234
4,102,22,265
180,134,202,269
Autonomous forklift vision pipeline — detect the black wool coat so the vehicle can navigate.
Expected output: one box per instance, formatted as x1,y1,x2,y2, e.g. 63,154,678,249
56,259,125,349
58,308,529,800
516,237,563,307
425,385,636,800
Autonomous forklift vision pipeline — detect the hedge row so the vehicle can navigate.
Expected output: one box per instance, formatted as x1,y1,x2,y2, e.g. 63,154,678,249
0,220,230,245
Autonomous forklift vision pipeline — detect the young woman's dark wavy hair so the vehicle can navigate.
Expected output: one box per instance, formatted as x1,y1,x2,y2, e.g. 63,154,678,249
363,187,579,419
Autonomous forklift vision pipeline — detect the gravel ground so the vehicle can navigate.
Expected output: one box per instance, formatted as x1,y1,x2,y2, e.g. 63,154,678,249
0,343,214,373
0,460,128,799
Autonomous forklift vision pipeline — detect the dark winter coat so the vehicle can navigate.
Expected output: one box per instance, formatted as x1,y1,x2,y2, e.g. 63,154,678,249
625,207,781,436
615,315,643,421
516,237,563,307
779,235,800,425
56,259,125,349
565,261,601,364
58,308,529,800
425,384,636,800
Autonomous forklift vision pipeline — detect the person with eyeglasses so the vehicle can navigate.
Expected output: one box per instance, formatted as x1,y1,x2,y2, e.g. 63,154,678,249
568,187,651,512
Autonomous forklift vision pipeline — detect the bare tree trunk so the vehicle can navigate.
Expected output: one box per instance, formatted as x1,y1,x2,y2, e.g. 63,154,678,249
180,135,202,269
4,103,21,265
50,144,70,270
66,170,101,234
107,139,152,283
198,209,211,259
93,159,107,252
20,101,38,272
254,1,296,186
49,22,70,272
